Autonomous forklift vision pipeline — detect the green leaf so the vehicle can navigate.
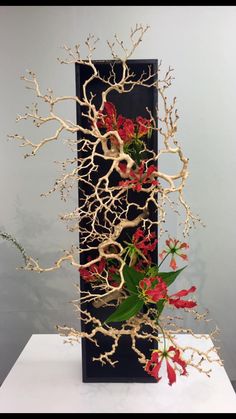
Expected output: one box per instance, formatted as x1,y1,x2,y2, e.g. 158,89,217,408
104,295,144,323
156,298,166,319
158,266,186,287
123,264,145,294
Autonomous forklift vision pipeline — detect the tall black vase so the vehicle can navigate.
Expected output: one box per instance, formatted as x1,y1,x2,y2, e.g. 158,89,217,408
76,59,158,382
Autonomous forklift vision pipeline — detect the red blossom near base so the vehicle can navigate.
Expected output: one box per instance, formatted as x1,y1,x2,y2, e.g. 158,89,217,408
145,346,188,385
119,161,159,192
79,257,106,282
159,238,189,271
168,285,197,309
139,276,168,303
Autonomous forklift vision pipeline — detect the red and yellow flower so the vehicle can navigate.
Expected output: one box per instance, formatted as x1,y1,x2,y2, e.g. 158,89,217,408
145,346,188,385
138,275,197,309
139,276,167,303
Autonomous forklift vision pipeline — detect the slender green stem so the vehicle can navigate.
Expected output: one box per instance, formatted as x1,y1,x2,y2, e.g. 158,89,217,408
155,319,167,352
157,251,170,270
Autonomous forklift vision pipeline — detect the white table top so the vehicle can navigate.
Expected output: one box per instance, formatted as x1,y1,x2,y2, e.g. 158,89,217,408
0,333,235,413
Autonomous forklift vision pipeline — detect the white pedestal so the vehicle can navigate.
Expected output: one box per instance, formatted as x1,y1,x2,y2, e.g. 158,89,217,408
0,334,235,413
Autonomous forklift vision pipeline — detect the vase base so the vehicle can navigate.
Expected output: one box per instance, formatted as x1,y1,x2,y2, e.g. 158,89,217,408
82,334,157,383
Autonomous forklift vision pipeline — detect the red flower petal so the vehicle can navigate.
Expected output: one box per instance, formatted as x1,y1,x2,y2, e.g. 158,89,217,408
166,359,176,386
168,298,197,309
171,286,196,298
118,162,127,173
137,162,145,175
159,250,167,260
151,351,160,363
171,350,188,376
133,228,144,242
139,278,151,290
135,183,142,192
170,256,178,271
123,119,135,139
104,102,117,118
179,242,189,249
117,114,125,128
146,165,156,177
180,254,188,261
145,352,162,381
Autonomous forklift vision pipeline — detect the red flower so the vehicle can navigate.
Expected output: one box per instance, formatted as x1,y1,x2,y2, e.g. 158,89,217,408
104,102,116,117
159,238,189,271
168,286,197,309
145,346,187,385
132,228,158,271
118,162,128,174
97,102,134,145
97,102,153,146
139,275,197,309
133,228,158,258
136,116,152,138
139,276,167,303
79,257,106,282
119,118,135,143
97,102,117,130
119,161,159,192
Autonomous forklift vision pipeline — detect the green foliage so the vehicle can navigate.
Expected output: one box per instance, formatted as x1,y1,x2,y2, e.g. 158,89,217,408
157,266,186,287
104,294,144,323
122,264,145,294
106,263,186,324
124,139,144,165
156,298,166,319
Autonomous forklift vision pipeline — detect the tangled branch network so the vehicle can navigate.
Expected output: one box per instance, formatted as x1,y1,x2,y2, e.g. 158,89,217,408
9,24,222,385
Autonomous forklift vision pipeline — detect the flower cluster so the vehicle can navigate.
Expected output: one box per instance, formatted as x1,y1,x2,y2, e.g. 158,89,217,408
122,228,158,271
97,101,152,145
119,161,159,192
80,228,197,385
132,228,157,259
139,276,167,302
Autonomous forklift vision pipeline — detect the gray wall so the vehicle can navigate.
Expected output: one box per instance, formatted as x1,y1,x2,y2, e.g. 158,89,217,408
0,5,236,384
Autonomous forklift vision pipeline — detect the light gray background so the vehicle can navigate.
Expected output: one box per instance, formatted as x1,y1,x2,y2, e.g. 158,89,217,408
0,5,235,385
